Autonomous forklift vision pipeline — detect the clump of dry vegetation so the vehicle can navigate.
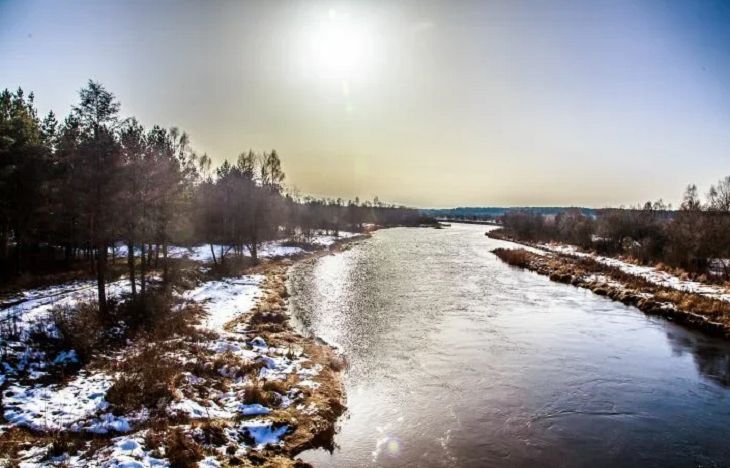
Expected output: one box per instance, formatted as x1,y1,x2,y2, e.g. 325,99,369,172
49,301,107,361
492,248,531,268
164,427,204,468
106,345,182,413
243,379,284,407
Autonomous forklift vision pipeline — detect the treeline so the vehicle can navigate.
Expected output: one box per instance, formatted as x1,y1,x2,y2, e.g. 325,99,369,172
0,81,420,310
500,182,730,277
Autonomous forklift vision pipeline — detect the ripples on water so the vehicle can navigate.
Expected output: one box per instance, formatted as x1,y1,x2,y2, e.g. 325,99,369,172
288,224,730,468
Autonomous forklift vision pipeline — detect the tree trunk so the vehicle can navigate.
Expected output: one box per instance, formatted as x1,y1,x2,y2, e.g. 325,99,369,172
64,244,73,267
0,227,8,260
209,243,217,266
251,238,258,265
162,242,169,284
127,240,136,299
14,240,22,275
96,243,108,314
147,242,153,266
140,242,147,296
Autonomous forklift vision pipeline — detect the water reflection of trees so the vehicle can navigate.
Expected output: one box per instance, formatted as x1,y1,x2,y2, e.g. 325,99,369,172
665,329,730,388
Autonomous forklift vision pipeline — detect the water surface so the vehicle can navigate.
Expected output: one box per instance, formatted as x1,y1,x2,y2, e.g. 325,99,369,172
288,224,730,467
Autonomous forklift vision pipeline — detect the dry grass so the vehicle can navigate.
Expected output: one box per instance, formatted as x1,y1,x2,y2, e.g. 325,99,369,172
243,379,283,407
492,248,531,268
328,355,348,372
164,428,203,468
0,249,352,468
262,378,290,395
195,420,229,447
249,310,288,326
49,301,106,361
106,345,182,413
207,254,256,279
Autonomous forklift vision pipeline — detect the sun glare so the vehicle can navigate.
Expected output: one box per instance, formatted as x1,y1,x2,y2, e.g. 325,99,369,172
306,9,377,81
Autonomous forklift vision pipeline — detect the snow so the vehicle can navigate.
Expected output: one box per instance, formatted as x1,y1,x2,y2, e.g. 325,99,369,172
239,403,271,416
0,276,147,337
1,228,350,465
539,242,730,302
181,276,264,331
239,420,290,448
0,275,151,437
250,336,267,348
52,349,79,365
169,398,234,419
3,372,114,431
98,434,168,467
198,457,221,468
110,231,360,264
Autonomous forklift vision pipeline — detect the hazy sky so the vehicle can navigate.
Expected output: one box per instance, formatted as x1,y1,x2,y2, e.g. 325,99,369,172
2,0,729,208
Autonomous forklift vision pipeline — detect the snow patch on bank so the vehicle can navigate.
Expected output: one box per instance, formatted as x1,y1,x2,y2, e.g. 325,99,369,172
110,231,360,264
3,371,131,432
181,276,264,331
540,242,730,302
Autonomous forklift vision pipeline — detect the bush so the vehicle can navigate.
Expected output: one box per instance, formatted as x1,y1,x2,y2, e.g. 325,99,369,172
208,255,255,279
165,428,203,468
492,248,531,268
49,301,105,361
106,345,181,413
243,380,282,407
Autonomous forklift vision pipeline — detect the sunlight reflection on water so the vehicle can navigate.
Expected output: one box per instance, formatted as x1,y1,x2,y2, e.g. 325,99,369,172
289,224,730,467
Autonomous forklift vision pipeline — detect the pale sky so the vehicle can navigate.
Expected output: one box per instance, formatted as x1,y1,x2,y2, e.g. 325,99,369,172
2,0,729,208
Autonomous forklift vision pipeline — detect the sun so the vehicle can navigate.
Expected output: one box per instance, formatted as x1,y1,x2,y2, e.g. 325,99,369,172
306,9,376,81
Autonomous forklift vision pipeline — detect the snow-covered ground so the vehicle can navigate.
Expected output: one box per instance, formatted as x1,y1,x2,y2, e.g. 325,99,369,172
0,277,142,333
181,276,264,331
0,277,146,437
110,231,360,263
539,242,730,302
2,230,354,466
0,277,142,394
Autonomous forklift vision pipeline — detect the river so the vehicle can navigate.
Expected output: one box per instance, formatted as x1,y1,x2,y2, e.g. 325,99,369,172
288,223,730,467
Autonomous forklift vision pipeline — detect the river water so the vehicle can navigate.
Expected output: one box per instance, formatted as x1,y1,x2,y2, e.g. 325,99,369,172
288,224,730,468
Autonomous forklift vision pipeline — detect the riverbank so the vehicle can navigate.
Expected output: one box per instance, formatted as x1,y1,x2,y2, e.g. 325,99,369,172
492,245,730,337
0,233,366,467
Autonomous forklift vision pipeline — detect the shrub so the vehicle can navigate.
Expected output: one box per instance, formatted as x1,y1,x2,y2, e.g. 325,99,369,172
492,248,531,268
329,355,348,372
49,301,105,361
116,291,173,332
249,310,287,326
106,345,181,413
261,379,288,395
243,380,281,407
196,420,228,446
165,428,203,468
208,255,254,279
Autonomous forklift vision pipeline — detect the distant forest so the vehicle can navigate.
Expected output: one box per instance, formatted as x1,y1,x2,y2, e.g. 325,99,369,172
494,183,730,278
0,81,422,309
422,207,597,219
